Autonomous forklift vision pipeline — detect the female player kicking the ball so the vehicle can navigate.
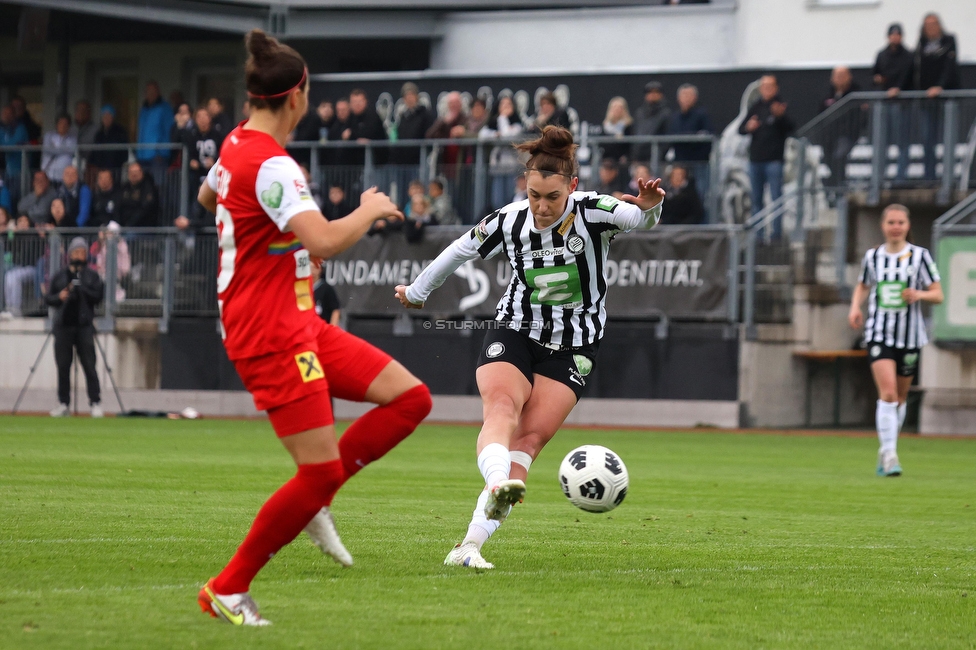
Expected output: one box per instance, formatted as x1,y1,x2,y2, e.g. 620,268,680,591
395,126,664,569
849,204,941,477
196,30,431,625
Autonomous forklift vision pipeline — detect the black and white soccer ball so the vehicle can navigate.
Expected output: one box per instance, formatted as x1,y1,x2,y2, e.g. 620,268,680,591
558,445,628,513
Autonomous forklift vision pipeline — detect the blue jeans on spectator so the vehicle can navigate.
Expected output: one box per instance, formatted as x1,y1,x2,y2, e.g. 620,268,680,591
750,160,784,240
885,102,910,181
920,100,942,181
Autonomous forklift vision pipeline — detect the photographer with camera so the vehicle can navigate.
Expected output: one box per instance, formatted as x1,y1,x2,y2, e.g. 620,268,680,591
45,237,105,417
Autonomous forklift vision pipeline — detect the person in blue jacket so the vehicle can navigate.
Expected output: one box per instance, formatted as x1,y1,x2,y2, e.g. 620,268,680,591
136,81,174,184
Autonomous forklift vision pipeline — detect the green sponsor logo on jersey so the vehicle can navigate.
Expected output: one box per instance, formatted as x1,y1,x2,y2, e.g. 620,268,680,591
524,265,583,306
573,354,593,376
595,196,619,212
877,280,907,309
261,181,284,209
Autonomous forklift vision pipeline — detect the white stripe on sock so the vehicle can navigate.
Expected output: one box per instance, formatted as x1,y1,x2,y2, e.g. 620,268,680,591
510,450,532,472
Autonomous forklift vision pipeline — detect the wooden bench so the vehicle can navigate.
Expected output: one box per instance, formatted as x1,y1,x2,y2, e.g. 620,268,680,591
793,349,868,427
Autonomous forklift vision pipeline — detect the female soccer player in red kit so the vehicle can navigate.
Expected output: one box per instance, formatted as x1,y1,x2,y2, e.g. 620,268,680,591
196,30,432,626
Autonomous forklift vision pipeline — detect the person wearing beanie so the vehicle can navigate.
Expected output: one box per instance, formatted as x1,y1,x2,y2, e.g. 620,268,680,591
44,236,105,418
90,104,130,172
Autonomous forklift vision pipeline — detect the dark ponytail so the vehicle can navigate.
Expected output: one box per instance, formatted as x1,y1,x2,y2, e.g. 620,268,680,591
515,125,578,178
244,29,307,111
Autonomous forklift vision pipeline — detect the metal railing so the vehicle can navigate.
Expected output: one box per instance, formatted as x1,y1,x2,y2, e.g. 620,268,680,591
0,227,218,332
0,142,192,228
797,90,976,205
286,133,720,223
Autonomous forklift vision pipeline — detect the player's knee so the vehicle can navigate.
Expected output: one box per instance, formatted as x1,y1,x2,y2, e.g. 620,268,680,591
484,394,520,428
396,383,432,422
879,389,898,403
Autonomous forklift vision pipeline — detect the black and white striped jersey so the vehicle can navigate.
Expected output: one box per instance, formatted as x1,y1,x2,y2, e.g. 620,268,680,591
405,191,661,348
858,243,941,348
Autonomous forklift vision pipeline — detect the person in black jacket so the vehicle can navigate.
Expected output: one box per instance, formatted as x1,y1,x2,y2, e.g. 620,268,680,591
669,84,714,203
911,13,961,180
660,165,704,225
89,105,130,173
392,83,434,165
45,237,105,417
739,75,795,238
119,162,158,228
90,170,121,228
346,89,387,166
873,24,914,180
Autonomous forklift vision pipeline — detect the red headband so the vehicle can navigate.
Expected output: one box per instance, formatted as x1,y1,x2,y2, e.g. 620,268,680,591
247,67,307,100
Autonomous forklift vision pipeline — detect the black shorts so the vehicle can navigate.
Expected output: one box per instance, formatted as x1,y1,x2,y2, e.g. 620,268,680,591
867,343,920,377
476,327,598,400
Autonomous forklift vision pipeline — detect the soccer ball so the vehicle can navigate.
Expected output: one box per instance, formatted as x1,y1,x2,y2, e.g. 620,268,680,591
558,445,628,513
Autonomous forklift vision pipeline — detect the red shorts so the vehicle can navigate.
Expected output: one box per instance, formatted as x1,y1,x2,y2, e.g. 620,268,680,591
232,324,393,437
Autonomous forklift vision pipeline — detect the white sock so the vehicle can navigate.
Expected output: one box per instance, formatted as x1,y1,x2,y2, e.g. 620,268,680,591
876,400,899,453
477,443,510,489
510,450,533,474
897,402,907,432
462,490,500,550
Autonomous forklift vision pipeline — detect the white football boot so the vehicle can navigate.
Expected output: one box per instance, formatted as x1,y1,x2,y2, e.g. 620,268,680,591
444,542,494,569
49,404,70,418
484,479,526,523
90,403,104,418
198,579,271,626
304,506,353,566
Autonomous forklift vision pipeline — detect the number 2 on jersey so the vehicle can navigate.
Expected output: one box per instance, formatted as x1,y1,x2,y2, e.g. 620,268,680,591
216,204,236,293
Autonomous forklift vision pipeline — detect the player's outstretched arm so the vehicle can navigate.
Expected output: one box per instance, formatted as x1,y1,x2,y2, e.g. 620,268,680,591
290,188,403,260
395,223,493,308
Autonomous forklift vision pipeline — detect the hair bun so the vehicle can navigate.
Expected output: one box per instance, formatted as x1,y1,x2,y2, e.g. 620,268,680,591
246,29,277,61
534,125,575,158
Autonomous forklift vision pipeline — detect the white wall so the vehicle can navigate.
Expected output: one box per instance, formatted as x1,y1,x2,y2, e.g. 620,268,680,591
431,0,976,75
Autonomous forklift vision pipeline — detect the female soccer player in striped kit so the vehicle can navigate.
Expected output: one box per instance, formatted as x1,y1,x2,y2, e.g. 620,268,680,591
849,204,942,477
395,126,664,569
196,30,431,625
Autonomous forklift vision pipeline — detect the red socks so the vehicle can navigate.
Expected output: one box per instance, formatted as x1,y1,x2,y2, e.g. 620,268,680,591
213,385,431,595
213,459,345,595
338,384,432,480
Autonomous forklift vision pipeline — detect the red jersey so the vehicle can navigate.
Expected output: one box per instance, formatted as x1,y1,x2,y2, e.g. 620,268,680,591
207,126,323,360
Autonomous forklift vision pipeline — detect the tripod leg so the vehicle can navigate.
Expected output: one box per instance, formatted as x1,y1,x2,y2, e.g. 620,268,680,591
12,331,54,415
93,332,125,414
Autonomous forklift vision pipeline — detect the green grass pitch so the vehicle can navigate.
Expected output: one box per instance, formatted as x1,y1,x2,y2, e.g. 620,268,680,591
1,416,975,649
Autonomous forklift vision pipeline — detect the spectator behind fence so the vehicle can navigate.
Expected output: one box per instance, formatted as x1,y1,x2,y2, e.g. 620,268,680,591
323,184,352,221
464,98,489,137
327,98,352,165
46,237,105,418
119,162,158,228
428,177,460,225
426,91,468,170
480,94,524,210
58,166,91,227
48,198,74,229
42,114,77,184
170,103,193,162
1,105,29,200
90,170,121,228
600,96,633,165
632,81,671,161
661,165,704,225
402,179,426,218
739,75,794,237
189,106,224,176
594,158,627,198
347,89,387,165
91,221,130,303
874,24,914,180
72,100,97,157
820,66,860,113
207,97,234,137
530,92,571,134
669,83,713,203
18,171,56,226
136,81,174,182
628,163,652,195
513,174,528,202
911,13,961,180
392,83,434,165
311,261,342,327
2,214,41,318
404,194,433,243
874,24,913,96
10,96,41,143
90,105,129,172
